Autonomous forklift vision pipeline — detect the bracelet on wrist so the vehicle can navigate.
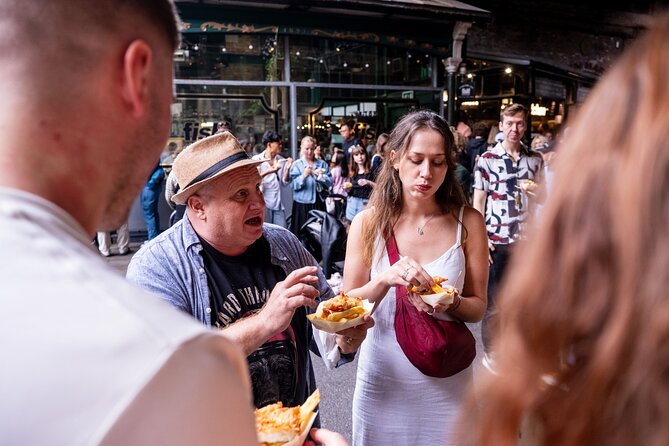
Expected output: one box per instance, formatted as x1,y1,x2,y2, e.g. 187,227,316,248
447,294,462,313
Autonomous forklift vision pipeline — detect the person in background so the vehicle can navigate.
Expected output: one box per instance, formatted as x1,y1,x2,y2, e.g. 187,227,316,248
339,120,362,155
370,132,389,178
460,12,669,446
328,148,349,221
466,121,490,174
486,125,500,149
161,141,180,165
0,0,260,444
253,130,292,228
214,120,232,134
141,162,165,240
238,138,254,155
451,127,472,202
127,132,372,415
289,136,332,236
344,144,375,223
343,110,488,446
96,222,130,257
472,103,543,369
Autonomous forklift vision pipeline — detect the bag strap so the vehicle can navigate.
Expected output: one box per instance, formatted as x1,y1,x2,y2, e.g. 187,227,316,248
385,233,408,302
386,232,400,265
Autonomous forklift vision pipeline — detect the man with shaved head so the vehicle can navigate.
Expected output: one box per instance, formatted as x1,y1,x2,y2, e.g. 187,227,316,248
0,1,260,444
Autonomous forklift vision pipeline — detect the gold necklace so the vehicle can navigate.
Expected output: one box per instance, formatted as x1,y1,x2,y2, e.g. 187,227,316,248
417,214,437,236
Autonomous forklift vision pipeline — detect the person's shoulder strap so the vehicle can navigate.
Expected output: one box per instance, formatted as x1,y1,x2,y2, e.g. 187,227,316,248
456,206,465,244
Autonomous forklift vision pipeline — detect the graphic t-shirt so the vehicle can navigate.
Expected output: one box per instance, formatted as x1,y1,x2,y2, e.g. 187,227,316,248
199,236,311,409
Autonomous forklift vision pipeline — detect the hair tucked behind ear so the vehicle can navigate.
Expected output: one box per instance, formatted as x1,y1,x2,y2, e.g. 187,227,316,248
360,110,465,266
460,12,669,446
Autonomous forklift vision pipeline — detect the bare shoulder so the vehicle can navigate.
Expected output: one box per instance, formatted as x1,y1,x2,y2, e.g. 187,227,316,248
462,205,484,226
461,206,487,241
350,207,373,232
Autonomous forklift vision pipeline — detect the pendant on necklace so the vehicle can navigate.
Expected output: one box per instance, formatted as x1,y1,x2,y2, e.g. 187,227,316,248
417,226,424,236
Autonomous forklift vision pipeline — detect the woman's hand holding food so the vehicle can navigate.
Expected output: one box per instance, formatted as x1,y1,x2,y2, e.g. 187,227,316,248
335,314,375,354
406,287,460,315
384,256,434,291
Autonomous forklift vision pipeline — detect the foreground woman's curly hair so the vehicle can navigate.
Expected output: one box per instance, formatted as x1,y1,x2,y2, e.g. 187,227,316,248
460,12,669,446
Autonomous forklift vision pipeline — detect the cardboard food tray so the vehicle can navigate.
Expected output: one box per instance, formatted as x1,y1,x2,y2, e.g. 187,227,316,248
282,412,318,446
419,287,456,307
307,299,373,333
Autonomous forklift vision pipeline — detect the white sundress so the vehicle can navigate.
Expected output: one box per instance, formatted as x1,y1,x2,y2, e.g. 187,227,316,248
352,207,483,446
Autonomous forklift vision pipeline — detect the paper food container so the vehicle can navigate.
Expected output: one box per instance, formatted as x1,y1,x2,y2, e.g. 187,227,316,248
307,299,373,333
419,286,456,307
282,412,318,446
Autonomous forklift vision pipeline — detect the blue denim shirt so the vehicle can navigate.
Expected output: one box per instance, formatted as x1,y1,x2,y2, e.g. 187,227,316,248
289,158,332,204
127,217,335,326
126,216,353,385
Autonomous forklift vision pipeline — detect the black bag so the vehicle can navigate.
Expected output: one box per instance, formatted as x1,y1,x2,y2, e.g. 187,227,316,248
299,210,347,278
315,180,329,202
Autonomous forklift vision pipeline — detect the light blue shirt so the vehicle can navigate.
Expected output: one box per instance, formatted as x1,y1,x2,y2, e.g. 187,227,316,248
289,158,332,204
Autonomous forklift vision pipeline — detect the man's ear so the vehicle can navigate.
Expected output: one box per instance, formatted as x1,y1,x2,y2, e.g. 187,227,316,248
498,121,503,132
187,194,207,220
120,39,153,118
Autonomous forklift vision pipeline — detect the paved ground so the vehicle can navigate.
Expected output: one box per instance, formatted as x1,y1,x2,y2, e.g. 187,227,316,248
102,240,358,442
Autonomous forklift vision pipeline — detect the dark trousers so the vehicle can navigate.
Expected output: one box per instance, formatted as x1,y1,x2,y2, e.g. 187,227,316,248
482,243,513,353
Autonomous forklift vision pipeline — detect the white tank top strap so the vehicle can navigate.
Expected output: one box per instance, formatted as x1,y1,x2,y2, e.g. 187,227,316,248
456,205,465,244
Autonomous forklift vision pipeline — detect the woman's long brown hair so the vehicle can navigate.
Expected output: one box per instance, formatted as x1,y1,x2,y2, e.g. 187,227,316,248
461,13,669,446
360,110,466,266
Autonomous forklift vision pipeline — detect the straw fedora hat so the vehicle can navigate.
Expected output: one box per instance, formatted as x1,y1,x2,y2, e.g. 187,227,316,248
171,131,262,205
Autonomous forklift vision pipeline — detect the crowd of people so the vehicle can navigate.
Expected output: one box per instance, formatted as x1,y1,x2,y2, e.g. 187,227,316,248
3,1,669,445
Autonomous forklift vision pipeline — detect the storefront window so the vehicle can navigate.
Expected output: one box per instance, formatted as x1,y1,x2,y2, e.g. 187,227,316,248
175,33,284,82
289,35,435,87
171,84,289,155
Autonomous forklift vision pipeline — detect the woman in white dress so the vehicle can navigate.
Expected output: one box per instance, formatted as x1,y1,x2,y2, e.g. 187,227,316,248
343,110,489,446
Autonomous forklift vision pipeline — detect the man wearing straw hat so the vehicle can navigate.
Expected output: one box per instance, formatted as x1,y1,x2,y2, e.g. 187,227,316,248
128,131,373,411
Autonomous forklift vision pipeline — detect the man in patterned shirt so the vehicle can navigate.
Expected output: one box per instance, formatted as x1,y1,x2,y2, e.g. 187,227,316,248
473,103,543,361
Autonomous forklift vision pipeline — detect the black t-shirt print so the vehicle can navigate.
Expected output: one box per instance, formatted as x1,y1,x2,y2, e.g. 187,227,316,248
198,235,299,408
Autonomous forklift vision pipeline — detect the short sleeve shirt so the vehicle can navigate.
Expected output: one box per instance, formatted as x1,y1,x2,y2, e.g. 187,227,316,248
252,152,286,211
473,143,544,244
199,235,311,409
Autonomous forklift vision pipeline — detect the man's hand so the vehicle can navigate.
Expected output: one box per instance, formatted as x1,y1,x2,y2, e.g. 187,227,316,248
334,314,374,354
258,266,320,336
305,428,350,446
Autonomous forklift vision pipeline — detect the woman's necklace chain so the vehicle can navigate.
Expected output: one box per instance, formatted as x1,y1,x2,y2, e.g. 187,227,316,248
417,214,437,236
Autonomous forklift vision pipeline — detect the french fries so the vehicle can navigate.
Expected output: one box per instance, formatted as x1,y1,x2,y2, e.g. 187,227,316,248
315,291,365,323
409,275,450,295
256,389,320,446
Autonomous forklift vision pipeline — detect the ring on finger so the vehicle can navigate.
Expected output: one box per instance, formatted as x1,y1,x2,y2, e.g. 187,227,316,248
427,308,435,315
401,270,409,281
